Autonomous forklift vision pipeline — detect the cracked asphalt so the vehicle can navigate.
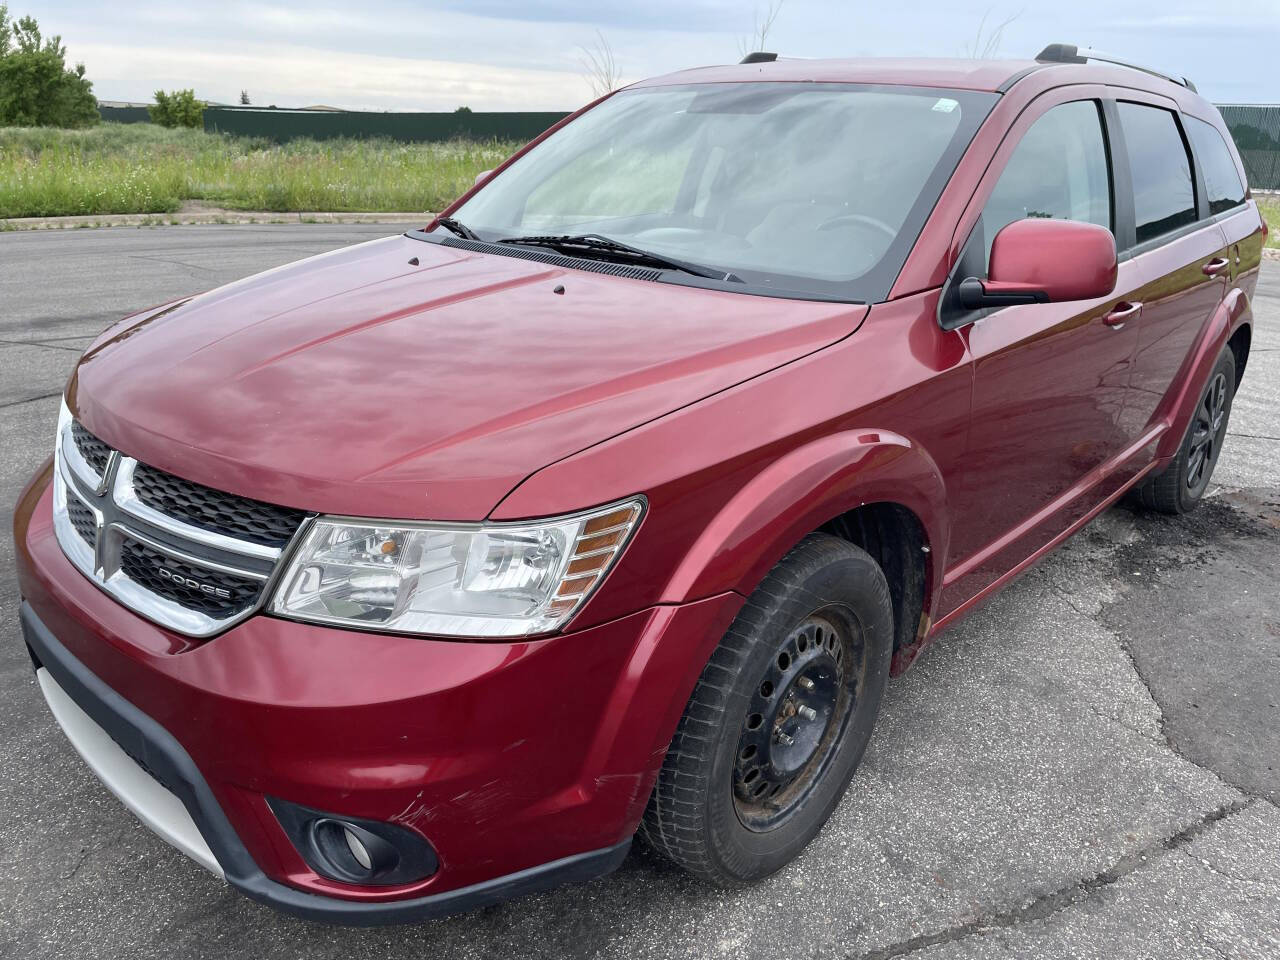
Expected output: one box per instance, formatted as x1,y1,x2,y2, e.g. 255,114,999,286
1,226,1277,960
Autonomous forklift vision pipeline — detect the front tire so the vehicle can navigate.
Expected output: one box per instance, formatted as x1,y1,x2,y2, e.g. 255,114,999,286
639,533,893,885
1132,347,1236,515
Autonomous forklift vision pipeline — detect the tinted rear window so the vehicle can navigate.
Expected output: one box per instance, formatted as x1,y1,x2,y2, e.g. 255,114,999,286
1186,116,1247,215
1117,102,1196,244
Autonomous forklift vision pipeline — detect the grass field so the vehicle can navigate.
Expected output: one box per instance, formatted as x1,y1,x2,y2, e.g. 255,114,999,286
0,124,519,219
3,123,1279,248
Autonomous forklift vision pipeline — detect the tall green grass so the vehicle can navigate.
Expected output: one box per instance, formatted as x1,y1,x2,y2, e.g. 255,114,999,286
0,124,519,218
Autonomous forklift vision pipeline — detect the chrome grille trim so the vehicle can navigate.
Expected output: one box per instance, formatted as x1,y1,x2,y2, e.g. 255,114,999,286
60,414,115,496
53,468,99,578
52,401,310,638
113,458,282,562
111,525,271,582
71,421,113,480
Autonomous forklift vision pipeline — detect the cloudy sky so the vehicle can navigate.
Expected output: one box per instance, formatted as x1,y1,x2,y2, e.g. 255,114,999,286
29,0,1280,111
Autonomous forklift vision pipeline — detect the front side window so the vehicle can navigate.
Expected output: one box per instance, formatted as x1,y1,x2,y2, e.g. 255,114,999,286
447,83,997,301
1117,102,1197,244
980,100,1112,269
1186,115,1247,215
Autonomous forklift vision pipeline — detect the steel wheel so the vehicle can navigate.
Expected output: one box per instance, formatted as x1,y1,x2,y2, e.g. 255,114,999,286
732,608,863,830
640,534,894,885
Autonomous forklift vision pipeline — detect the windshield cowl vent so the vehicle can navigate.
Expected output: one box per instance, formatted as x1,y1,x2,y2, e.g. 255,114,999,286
438,236,663,282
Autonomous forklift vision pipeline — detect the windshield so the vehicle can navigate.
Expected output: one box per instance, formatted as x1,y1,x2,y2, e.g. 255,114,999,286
445,82,996,301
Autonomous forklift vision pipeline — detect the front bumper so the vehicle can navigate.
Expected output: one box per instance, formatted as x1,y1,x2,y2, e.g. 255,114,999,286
15,468,742,924
23,605,631,923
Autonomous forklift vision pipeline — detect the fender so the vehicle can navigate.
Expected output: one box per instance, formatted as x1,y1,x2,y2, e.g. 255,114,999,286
1154,287,1252,462
570,430,951,828
665,429,949,617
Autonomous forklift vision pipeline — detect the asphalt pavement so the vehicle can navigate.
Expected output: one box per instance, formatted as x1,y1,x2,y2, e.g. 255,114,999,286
1,225,1277,960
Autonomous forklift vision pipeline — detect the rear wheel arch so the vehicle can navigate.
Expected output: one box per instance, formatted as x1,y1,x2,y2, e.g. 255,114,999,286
1155,289,1250,462
1227,320,1251,390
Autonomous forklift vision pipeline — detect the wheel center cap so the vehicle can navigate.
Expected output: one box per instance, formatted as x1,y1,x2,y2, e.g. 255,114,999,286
768,669,836,776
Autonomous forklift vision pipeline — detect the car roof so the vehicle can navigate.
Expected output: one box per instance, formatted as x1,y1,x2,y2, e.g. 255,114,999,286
631,56,1203,101
633,58,1044,93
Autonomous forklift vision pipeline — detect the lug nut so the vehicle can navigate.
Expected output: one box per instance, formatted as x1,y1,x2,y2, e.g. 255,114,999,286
797,705,817,721
774,730,794,746
798,677,815,691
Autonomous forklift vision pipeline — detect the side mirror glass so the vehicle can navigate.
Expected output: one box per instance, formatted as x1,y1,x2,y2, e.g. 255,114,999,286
958,218,1117,310
474,168,494,187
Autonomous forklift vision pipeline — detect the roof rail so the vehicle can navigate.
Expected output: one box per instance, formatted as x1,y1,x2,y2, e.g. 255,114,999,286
1035,43,1197,93
740,51,778,64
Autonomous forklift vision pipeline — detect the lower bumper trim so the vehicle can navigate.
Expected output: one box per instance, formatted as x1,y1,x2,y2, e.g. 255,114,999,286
36,666,223,877
20,601,632,925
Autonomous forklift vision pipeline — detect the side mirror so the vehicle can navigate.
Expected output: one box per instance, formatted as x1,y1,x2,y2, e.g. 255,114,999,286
958,218,1117,310
474,168,494,187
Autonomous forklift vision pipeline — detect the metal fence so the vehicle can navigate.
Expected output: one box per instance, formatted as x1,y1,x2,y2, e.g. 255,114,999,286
201,106,569,144
1218,105,1280,190
98,105,152,124
94,101,1280,187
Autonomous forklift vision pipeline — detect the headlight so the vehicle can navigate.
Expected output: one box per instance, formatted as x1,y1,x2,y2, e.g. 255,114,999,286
270,498,644,638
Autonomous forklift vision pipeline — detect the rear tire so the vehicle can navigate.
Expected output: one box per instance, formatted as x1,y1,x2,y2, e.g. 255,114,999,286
1131,347,1235,515
639,533,893,885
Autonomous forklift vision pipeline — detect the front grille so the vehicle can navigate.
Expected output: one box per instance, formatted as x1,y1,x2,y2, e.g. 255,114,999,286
54,414,308,637
132,463,305,548
67,496,97,546
119,539,261,620
71,421,112,477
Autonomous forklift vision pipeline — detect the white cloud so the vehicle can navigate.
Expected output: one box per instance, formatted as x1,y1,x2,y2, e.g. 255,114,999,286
38,0,1280,110
66,41,597,110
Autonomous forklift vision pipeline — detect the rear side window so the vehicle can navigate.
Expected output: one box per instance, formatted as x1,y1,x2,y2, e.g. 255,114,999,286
981,100,1112,268
1116,103,1196,243
1186,116,1247,215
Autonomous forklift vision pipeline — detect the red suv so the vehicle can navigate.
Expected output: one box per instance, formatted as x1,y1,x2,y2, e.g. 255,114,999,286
14,46,1263,923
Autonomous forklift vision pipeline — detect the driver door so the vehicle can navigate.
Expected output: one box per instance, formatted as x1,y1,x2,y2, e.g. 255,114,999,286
941,94,1144,613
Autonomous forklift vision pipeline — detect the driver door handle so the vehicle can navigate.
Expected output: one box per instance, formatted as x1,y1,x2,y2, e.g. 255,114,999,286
1102,301,1142,327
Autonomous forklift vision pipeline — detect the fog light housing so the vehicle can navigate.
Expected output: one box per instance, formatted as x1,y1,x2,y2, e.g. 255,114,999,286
268,797,438,886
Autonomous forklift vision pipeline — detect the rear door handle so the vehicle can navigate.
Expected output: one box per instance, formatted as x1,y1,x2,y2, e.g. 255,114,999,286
1202,257,1230,277
1103,301,1142,327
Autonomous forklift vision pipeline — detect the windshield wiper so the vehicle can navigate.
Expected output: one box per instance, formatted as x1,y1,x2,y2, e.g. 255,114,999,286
435,216,482,241
496,233,742,283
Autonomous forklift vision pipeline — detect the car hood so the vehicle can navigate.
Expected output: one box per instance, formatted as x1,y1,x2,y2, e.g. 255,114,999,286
70,234,866,520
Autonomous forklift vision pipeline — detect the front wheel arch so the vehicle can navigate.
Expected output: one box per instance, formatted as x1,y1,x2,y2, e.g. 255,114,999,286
661,430,948,633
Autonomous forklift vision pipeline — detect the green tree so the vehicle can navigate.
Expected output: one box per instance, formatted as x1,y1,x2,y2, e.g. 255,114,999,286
150,88,204,128
0,4,98,127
